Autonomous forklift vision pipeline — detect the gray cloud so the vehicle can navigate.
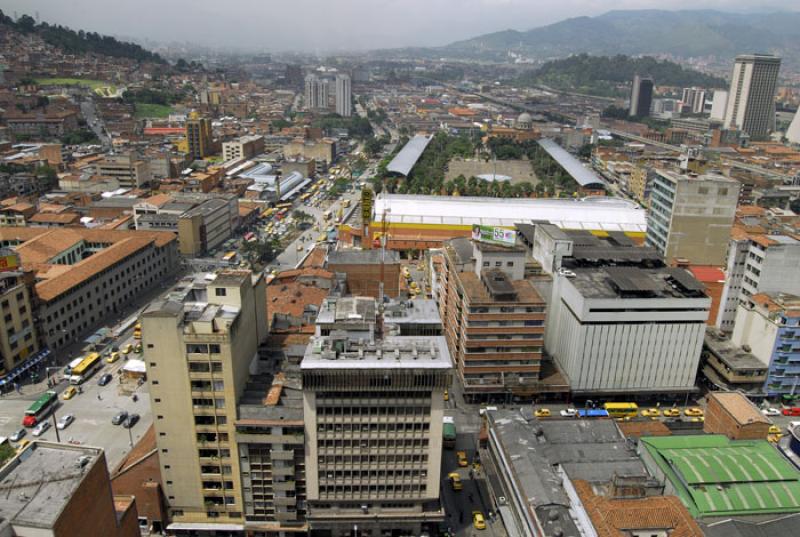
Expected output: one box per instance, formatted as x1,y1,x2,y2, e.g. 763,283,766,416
2,0,797,52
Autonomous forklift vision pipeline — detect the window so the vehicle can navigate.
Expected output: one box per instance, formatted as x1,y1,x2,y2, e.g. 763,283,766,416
215,288,227,296
495,261,502,267
507,262,514,267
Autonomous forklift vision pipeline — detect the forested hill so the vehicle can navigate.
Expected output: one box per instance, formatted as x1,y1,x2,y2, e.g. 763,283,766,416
519,54,727,97
0,11,165,64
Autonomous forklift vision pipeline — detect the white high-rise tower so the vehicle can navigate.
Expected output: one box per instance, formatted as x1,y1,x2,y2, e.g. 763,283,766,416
723,54,781,140
335,74,352,117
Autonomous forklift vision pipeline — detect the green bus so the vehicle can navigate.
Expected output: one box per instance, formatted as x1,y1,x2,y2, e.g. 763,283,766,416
23,390,58,427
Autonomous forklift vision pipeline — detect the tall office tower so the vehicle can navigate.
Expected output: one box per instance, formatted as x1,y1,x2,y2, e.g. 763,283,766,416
723,54,781,140
629,75,654,117
709,90,729,121
185,111,213,160
787,108,800,144
316,79,329,111
304,74,329,111
142,270,268,530
645,169,739,266
335,74,352,117
302,297,451,536
681,87,707,114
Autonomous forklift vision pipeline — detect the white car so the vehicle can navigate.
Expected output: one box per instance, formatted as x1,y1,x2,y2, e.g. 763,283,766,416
57,414,75,430
560,408,578,418
32,421,51,436
762,408,782,417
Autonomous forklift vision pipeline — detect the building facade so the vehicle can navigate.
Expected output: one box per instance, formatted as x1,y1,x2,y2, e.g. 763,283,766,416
335,74,352,117
301,298,450,537
723,54,781,140
0,265,39,378
629,75,654,117
222,135,265,162
732,292,800,397
143,271,268,533
186,113,213,160
176,196,239,256
646,169,739,266
91,152,152,189
304,75,329,111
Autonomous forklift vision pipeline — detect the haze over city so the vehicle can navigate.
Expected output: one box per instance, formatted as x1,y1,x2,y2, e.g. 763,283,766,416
2,0,798,50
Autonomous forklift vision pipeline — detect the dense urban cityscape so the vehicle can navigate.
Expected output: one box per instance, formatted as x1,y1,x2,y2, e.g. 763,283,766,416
0,2,799,537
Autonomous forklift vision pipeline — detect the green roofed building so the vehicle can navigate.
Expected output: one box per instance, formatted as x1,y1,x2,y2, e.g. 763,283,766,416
639,435,800,518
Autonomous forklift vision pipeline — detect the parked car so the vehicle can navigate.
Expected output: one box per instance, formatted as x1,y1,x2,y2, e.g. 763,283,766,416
662,408,680,417
98,373,113,386
641,408,661,418
534,408,551,418
123,413,140,429
32,421,51,437
57,414,75,430
9,428,26,442
559,408,578,418
112,411,129,425
684,407,704,417
782,407,800,417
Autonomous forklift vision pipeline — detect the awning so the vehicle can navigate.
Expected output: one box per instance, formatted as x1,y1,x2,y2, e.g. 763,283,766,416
0,348,52,386
167,522,245,531
123,359,146,374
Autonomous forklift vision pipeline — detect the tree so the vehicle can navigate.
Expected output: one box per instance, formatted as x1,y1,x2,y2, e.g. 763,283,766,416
293,210,313,223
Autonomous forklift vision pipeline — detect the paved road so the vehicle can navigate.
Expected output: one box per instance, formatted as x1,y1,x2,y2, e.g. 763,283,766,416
80,97,111,148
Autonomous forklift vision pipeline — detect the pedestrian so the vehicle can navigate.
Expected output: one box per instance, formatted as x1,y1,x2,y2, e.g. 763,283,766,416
97,394,102,401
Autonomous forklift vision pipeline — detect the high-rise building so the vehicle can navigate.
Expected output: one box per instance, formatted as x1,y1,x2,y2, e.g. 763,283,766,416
645,169,739,266
302,296,451,536
142,270,268,531
438,237,549,401
709,90,729,121
681,87,707,114
304,74,329,111
629,75,654,117
723,54,781,140
335,74,352,117
186,111,213,160
787,108,800,144
0,256,40,378
716,208,800,331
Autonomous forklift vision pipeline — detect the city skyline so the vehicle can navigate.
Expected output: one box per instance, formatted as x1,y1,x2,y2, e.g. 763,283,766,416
1,1,798,52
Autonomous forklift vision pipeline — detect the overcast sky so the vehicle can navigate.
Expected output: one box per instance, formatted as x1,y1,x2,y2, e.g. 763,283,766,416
1,0,796,52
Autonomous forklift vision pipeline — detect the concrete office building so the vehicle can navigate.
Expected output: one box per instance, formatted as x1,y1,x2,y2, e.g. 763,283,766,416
302,296,451,537
629,75,654,117
439,237,551,400
717,218,800,331
710,90,729,121
533,227,710,394
732,292,800,398
0,228,179,350
142,270,268,533
335,74,352,117
176,196,239,256
787,108,800,144
186,112,214,160
681,87,707,115
723,54,781,140
222,135,265,162
91,152,152,189
0,442,140,537
646,169,739,266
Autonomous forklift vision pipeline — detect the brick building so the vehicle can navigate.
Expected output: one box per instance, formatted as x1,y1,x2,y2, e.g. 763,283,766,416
704,391,772,440
327,249,401,299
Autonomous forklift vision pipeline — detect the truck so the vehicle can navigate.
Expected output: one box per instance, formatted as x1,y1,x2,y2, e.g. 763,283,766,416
443,416,456,449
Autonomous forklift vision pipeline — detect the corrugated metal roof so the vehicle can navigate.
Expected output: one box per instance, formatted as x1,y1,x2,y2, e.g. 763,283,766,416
386,135,432,176
538,138,608,188
373,194,646,232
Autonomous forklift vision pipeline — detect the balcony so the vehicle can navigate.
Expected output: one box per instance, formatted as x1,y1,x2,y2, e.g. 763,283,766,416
274,496,297,507
271,449,295,461
272,465,296,477
273,480,297,492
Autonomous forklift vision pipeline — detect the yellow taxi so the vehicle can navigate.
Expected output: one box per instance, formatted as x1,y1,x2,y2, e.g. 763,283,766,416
444,389,449,401
456,451,468,467
106,352,120,363
769,425,782,435
62,386,77,400
121,344,133,355
641,408,661,418
662,408,680,417
684,407,704,417
534,408,551,418
134,343,143,354
472,511,486,530
16,439,30,452
448,472,462,491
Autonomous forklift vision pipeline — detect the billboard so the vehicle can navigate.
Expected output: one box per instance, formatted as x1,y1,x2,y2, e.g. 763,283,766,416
0,250,20,272
471,225,516,247
361,187,374,223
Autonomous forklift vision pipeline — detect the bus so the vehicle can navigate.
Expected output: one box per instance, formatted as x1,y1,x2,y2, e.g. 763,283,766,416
443,417,456,449
603,402,639,418
69,352,103,384
22,391,58,427
261,207,276,219
244,232,256,243
222,251,237,263
276,202,292,210
63,357,84,380
342,199,351,208
577,409,610,419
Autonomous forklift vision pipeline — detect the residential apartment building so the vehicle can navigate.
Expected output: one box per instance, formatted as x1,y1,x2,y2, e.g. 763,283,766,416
532,226,710,395
142,270,268,533
302,296,451,537
0,263,39,378
91,152,152,189
646,169,739,266
0,442,140,537
732,292,800,398
681,87,707,114
186,112,213,160
716,208,800,331
5,107,79,137
439,237,549,400
0,228,179,350
304,75,329,111
222,135,265,162
335,74,352,117
701,328,768,394
723,54,781,140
